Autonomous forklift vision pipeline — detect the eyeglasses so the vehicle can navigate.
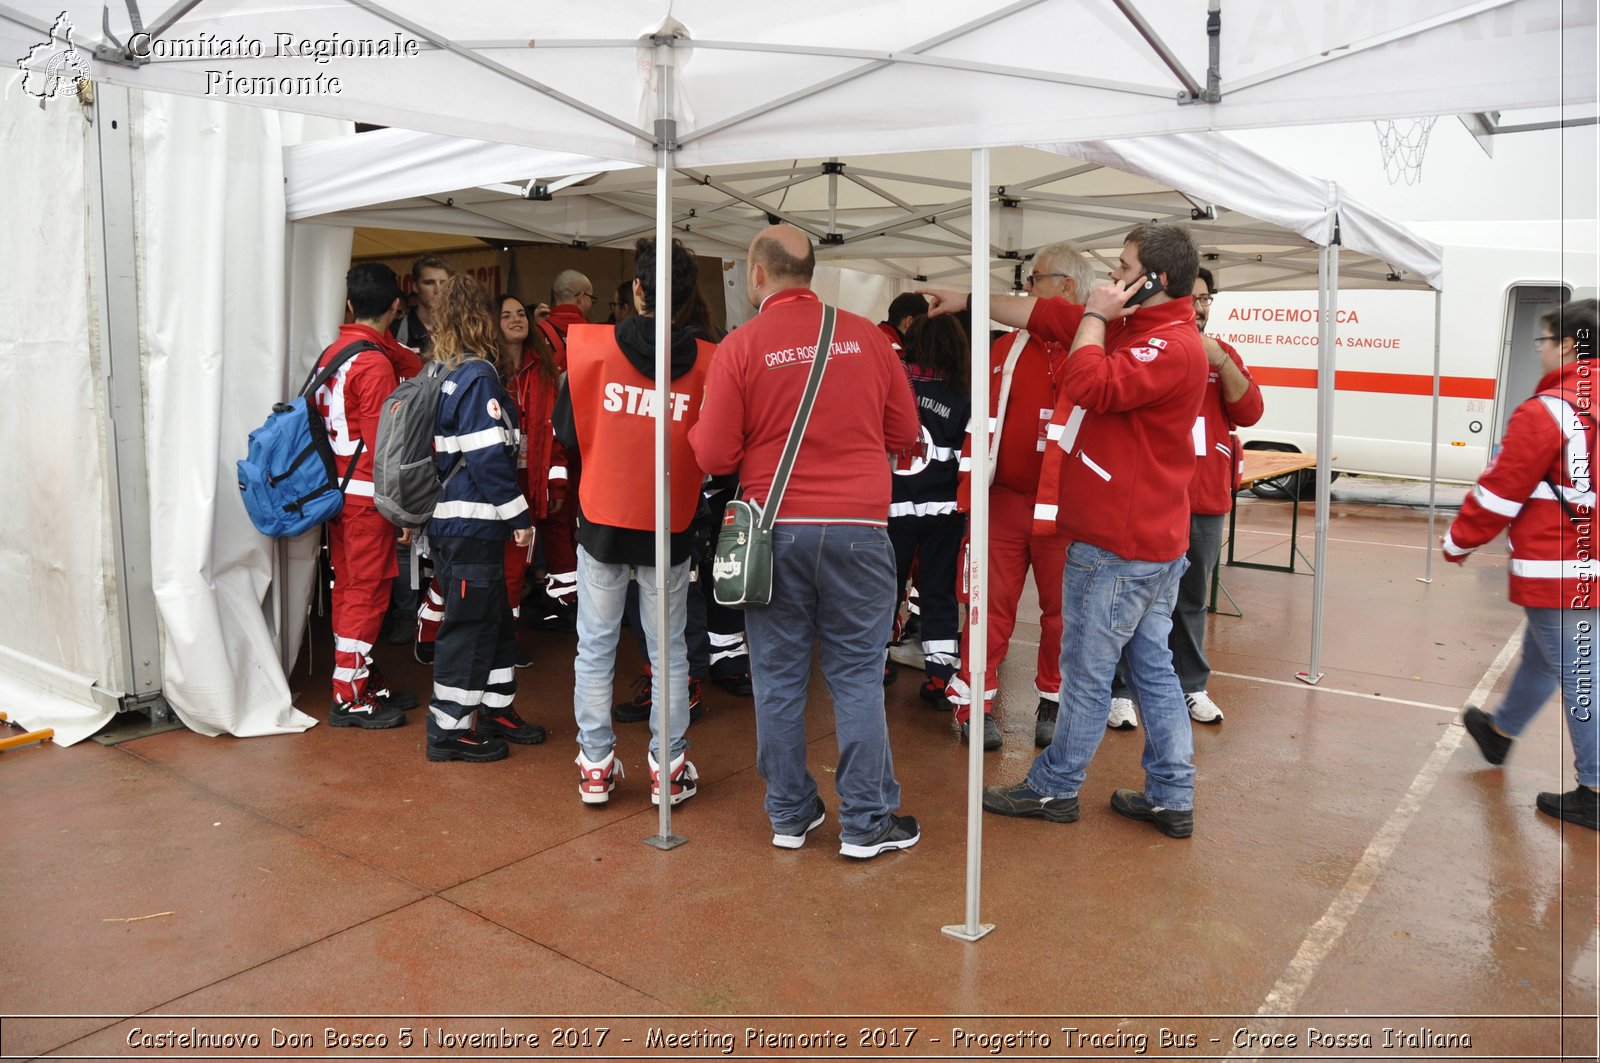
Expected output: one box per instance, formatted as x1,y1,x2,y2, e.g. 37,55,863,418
576,291,595,303
1026,272,1066,287
1193,294,1214,305
1537,335,1559,344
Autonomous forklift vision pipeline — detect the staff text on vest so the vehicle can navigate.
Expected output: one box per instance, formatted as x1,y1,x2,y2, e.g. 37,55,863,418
603,382,693,421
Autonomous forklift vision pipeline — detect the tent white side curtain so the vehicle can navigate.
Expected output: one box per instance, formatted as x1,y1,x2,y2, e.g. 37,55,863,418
140,93,348,739
0,71,120,745
2,78,350,744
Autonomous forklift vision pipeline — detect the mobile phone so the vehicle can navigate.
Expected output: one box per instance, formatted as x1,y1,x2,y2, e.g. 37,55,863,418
1123,270,1163,307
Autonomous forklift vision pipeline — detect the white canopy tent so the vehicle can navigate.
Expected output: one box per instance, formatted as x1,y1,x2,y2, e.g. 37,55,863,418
4,0,1592,936
283,130,1445,294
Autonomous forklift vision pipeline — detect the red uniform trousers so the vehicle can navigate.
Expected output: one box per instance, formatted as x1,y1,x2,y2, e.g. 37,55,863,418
328,503,399,703
949,484,1066,722
538,505,578,606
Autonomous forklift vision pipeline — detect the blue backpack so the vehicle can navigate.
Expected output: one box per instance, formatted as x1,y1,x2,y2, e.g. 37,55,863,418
237,340,378,538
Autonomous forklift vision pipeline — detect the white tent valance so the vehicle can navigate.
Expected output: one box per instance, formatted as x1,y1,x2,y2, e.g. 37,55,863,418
283,130,1444,292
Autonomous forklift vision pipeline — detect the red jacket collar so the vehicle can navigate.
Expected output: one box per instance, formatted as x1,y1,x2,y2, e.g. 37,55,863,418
758,287,819,313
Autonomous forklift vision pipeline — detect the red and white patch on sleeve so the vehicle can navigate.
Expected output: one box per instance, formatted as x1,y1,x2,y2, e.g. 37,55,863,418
1130,346,1159,363
487,398,502,419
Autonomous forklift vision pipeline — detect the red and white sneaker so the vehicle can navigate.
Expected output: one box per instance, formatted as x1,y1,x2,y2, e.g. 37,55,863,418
648,750,698,807
576,750,622,805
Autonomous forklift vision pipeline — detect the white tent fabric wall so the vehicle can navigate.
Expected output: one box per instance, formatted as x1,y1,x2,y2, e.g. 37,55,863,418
138,91,350,740
2,80,353,745
0,72,121,745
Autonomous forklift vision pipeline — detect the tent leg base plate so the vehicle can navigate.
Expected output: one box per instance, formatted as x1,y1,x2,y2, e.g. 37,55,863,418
91,699,184,746
644,833,687,851
941,922,995,942
1295,671,1324,686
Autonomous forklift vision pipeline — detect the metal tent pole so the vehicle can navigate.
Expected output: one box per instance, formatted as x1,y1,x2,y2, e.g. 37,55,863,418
943,147,994,943
1420,290,1443,585
645,35,685,851
1299,204,1339,686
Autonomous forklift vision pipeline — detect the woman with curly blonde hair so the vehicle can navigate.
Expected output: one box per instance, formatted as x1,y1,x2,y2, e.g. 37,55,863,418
422,274,547,762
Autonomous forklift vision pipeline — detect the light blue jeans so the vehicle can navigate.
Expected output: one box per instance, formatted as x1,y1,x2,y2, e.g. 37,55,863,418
743,523,902,843
1029,540,1195,810
572,546,691,764
1493,606,1600,789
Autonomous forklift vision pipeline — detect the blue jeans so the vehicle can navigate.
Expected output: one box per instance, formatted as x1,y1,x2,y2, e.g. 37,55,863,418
1493,606,1600,789
572,547,691,764
1029,540,1195,810
743,523,902,842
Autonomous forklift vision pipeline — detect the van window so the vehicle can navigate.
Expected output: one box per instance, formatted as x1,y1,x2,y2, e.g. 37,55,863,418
1494,284,1571,443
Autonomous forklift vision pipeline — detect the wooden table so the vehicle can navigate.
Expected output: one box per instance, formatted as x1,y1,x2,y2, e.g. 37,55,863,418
1227,450,1320,573
1210,451,1321,615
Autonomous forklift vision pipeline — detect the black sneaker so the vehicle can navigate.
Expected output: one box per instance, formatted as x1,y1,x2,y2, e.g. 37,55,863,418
329,698,406,729
477,709,546,745
615,674,703,724
514,643,535,669
414,639,435,666
426,733,509,763
714,672,754,697
883,659,899,685
1535,786,1600,831
369,685,418,712
982,779,1079,822
1462,706,1511,765
919,675,952,707
772,796,827,849
528,598,577,632
614,673,652,722
1110,788,1193,838
839,814,920,859
959,713,1003,751
1034,698,1059,748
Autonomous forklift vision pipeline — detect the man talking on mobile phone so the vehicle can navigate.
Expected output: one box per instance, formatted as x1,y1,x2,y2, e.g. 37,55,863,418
921,222,1207,839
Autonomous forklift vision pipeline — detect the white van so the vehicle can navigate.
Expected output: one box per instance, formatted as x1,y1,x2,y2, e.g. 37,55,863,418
1216,222,1596,485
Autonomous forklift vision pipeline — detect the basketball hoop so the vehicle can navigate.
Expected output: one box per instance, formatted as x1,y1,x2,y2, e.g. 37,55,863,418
1373,116,1438,186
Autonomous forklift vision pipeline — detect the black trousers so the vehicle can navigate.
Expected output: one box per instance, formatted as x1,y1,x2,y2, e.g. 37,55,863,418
889,512,966,682
428,535,516,742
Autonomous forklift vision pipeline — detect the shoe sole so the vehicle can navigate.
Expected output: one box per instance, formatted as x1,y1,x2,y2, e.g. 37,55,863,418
426,745,508,763
840,832,920,859
579,789,612,805
329,713,405,730
1107,720,1138,731
651,786,696,807
480,728,546,745
1110,791,1192,838
772,809,827,849
982,795,1078,823
1188,710,1223,724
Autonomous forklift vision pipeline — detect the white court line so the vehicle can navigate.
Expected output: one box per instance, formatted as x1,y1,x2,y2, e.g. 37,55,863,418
1008,641,1471,713
1232,527,1433,552
1227,620,1525,1057
1209,670,1459,714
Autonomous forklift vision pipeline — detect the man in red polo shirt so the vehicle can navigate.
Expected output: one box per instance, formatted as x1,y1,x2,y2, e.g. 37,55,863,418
925,223,1207,839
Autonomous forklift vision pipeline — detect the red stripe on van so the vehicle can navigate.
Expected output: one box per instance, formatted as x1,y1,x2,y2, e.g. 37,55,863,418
1250,367,1496,399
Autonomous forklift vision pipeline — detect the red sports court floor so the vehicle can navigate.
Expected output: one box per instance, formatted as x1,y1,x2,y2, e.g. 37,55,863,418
2,484,1596,1061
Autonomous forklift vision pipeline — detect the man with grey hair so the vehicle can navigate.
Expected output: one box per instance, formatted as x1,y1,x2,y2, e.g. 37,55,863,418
943,241,1090,751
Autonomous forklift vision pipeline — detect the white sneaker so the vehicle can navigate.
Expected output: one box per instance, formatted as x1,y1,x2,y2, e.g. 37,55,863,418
576,750,622,805
1185,691,1224,724
887,641,926,669
1106,697,1139,730
648,750,698,806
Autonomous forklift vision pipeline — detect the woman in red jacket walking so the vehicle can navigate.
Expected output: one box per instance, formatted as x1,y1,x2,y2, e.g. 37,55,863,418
1446,298,1599,831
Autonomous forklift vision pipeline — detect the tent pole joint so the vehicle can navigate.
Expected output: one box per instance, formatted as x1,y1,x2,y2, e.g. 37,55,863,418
654,117,678,152
821,160,845,175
